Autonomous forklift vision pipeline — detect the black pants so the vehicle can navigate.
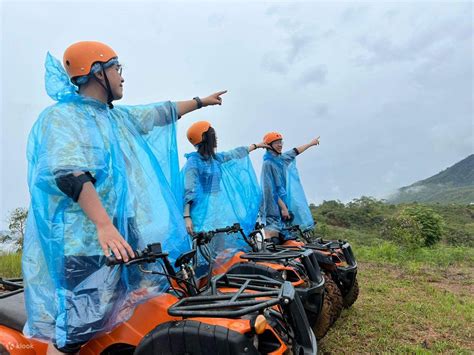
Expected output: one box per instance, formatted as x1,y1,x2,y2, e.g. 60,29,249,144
57,218,140,349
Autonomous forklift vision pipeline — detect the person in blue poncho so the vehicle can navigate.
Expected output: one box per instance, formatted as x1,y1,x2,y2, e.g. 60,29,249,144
260,131,320,242
24,41,227,354
182,121,266,270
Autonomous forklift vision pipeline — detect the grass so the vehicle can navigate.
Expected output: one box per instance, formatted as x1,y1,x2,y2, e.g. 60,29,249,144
314,219,473,353
0,252,22,278
319,261,474,353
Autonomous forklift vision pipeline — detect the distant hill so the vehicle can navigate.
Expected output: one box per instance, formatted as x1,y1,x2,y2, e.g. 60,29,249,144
389,154,474,204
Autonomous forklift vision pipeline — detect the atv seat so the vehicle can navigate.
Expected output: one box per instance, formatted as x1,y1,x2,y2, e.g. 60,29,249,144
0,291,27,331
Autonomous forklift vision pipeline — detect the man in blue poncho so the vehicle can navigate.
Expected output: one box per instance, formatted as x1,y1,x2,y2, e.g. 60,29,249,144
260,131,320,243
24,41,226,354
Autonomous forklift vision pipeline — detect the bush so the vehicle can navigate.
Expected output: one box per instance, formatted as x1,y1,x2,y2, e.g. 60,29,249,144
314,221,330,237
382,205,444,247
443,227,474,247
382,214,424,248
313,197,387,228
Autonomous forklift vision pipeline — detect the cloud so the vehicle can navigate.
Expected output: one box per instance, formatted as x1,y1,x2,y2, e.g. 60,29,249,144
355,10,473,67
341,5,369,23
314,103,329,117
287,32,315,63
298,65,327,86
261,52,288,74
275,17,301,32
208,13,225,27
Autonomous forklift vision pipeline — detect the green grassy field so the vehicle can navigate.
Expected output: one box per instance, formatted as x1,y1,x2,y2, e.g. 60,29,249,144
311,201,474,352
319,243,474,353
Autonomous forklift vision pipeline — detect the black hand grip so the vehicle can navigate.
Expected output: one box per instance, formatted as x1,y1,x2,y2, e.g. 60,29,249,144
105,255,126,266
214,223,241,234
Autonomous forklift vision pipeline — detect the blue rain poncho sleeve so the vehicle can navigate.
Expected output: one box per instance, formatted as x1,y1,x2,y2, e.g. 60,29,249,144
260,149,314,233
22,53,190,348
182,147,261,275
116,101,180,194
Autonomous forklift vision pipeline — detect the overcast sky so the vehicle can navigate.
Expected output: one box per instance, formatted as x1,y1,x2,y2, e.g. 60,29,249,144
1,0,473,229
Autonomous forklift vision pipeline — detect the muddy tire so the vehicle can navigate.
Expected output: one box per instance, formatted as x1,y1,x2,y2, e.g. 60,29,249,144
343,277,359,308
308,293,332,340
324,274,343,325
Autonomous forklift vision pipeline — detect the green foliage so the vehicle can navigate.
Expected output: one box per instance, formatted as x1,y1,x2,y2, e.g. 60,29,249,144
6,207,28,250
313,198,470,248
381,205,444,248
382,212,425,248
314,196,388,229
315,221,330,237
401,206,444,247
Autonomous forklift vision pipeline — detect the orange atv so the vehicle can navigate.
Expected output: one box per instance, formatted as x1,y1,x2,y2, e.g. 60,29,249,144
191,224,333,340
231,223,345,327
270,222,359,311
0,242,316,354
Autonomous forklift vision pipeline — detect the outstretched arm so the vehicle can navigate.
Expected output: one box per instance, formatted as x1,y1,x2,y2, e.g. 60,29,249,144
248,141,270,152
176,90,227,117
295,136,320,155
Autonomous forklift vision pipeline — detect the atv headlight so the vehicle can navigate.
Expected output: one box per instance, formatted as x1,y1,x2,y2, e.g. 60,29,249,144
281,270,287,281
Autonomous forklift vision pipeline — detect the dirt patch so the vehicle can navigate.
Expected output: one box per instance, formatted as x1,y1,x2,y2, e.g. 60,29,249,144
421,266,473,296
362,262,474,296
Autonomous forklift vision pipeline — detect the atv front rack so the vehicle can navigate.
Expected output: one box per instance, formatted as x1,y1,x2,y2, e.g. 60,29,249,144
211,273,284,293
240,249,305,262
168,277,295,318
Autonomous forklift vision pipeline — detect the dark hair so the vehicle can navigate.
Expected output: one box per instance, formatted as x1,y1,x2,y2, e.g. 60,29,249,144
198,127,217,158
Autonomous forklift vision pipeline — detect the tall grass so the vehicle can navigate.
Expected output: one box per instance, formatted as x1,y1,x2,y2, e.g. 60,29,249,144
355,242,474,270
0,253,22,278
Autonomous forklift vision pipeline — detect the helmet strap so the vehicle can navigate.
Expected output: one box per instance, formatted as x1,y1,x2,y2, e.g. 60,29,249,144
93,63,114,109
269,141,281,155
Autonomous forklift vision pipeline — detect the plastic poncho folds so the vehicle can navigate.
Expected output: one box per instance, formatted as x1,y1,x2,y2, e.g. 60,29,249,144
22,53,190,348
260,149,314,236
182,147,261,275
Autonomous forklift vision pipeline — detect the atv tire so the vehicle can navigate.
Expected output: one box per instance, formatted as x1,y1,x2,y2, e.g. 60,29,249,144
343,277,359,308
324,274,343,325
308,292,332,340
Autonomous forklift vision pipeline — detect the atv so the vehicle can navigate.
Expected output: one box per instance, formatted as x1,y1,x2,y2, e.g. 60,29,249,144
191,223,333,340
272,222,359,309
0,241,317,354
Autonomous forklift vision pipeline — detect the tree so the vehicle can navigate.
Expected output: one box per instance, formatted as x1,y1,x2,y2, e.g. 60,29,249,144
7,207,28,250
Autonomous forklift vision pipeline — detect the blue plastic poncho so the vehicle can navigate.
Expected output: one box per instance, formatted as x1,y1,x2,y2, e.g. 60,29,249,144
182,147,261,273
260,150,314,234
22,53,190,347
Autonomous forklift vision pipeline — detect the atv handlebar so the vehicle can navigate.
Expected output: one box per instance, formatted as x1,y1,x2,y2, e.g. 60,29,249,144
193,223,243,245
105,243,169,267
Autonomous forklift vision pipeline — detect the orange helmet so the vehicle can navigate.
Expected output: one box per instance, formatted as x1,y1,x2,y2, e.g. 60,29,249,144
187,121,211,145
63,41,117,79
263,131,283,145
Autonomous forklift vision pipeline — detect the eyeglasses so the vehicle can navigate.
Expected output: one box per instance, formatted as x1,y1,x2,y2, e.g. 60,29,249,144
115,64,123,76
